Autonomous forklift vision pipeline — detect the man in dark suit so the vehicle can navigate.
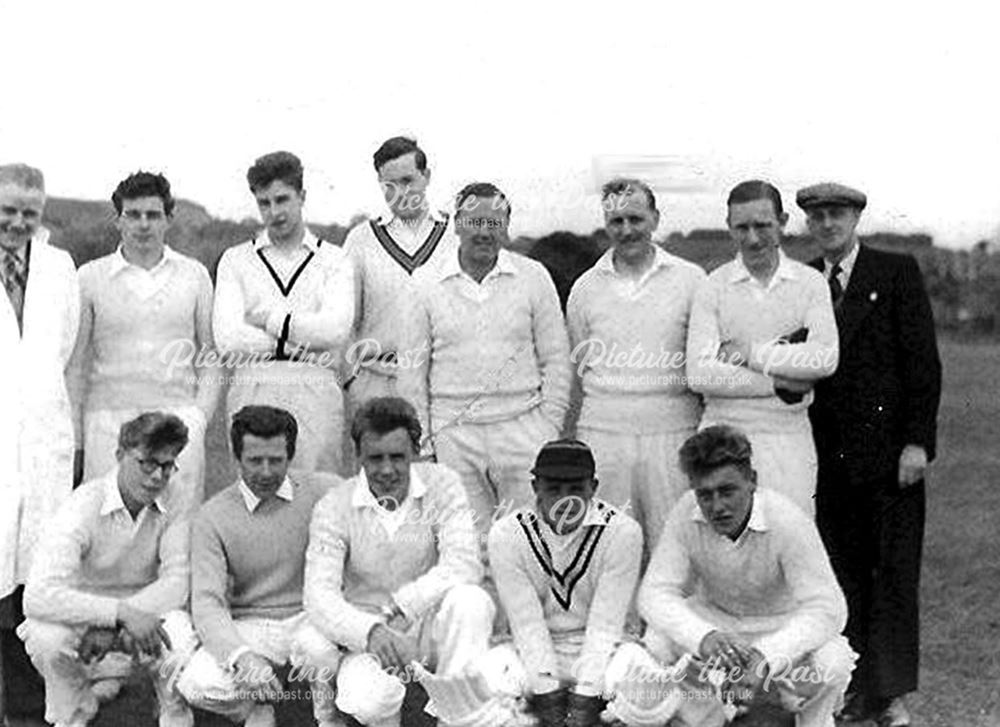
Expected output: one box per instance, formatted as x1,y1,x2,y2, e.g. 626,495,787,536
799,183,941,727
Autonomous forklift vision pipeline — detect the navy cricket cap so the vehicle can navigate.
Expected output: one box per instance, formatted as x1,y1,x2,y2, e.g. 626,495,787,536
531,439,596,480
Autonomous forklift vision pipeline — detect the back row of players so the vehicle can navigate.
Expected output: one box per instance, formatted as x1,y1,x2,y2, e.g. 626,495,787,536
0,136,939,726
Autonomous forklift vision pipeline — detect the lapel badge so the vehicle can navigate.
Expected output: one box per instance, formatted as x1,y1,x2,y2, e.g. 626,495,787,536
869,291,878,303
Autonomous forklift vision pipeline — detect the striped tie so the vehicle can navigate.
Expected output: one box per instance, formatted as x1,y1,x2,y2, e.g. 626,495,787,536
828,263,844,308
2,246,26,332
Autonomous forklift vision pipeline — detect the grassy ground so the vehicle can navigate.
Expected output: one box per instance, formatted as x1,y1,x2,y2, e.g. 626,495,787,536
5,339,998,726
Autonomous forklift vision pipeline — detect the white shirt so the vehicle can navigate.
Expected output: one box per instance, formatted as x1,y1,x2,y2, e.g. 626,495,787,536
238,477,295,513
350,467,428,538
108,244,185,300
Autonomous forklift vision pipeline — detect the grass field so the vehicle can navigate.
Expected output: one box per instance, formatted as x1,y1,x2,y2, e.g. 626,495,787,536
7,339,999,726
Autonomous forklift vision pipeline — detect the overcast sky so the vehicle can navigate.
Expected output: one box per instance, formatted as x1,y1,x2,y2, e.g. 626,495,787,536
3,1,997,247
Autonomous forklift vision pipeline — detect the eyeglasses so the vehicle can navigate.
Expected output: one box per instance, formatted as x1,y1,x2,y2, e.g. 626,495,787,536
131,453,179,476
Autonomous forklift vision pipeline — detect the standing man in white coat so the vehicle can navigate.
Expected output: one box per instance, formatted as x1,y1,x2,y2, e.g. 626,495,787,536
0,163,80,723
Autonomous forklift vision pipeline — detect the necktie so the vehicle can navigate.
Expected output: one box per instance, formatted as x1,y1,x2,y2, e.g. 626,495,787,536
2,247,26,332
828,263,844,308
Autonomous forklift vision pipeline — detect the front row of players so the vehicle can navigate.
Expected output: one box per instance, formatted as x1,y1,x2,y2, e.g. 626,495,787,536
20,398,855,727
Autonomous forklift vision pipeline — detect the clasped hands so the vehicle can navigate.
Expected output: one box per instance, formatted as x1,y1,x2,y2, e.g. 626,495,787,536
79,602,172,664
697,630,772,705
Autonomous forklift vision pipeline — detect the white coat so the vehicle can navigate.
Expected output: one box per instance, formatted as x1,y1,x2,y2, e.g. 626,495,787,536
0,227,79,599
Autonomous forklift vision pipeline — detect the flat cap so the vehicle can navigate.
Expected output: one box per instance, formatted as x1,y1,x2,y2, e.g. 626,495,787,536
531,439,596,480
796,182,867,211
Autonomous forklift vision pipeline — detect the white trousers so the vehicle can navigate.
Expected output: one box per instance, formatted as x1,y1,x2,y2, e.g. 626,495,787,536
226,363,345,476
297,584,495,727
84,404,206,516
699,419,817,517
434,408,558,546
18,615,193,727
645,626,856,727
174,611,338,725
575,426,695,554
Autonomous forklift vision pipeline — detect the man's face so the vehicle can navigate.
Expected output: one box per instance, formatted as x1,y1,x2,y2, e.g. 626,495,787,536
0,183,45,251
727,198,787,274
455,196,509,269
378,152,430,221
604,191,659,260
237,434,291,500
532,475,597,535
117,445,181,510
116,196,170,259
692,463,756,539
804,204,861,260
358,428,413,509
254,179,305,243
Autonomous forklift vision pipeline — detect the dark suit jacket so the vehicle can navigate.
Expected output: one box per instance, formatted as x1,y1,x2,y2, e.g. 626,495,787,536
809,245,942,485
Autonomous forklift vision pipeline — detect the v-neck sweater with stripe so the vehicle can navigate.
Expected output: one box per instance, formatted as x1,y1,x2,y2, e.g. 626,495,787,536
487,499,642,693
213,233,355,362
342,215,455,375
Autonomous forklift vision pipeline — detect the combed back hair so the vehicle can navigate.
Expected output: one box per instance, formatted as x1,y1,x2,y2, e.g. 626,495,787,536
726,180,784,218
454,182,512,218
247,151,304,193
118,412,189,454
112,171,174,216
0,164,45,193
230,405,298,460
678,425,754,480
351,397,423,453
373,136,427,173
601,177,658,214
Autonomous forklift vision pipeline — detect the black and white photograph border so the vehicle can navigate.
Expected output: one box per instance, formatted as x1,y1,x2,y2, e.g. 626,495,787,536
1,1,998,726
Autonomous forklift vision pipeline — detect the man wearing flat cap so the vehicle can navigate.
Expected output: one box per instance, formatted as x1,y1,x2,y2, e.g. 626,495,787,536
799,182,941,727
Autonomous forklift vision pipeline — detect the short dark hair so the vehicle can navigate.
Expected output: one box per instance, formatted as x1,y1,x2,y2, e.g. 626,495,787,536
230,405,298,460
678,425,754,480
351,397,422,453
454,182,512,219
601,177,658,214
373,136,427,173
112,171,175,216
118,412,189,454
727,180,784,218
247,151,304,193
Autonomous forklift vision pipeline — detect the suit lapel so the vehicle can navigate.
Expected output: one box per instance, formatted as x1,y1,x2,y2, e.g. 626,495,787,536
834,245,881,349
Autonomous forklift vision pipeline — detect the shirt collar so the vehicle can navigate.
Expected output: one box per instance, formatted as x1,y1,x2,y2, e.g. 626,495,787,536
351,466,426,509
254,227,321,253
438,246,518,282
594,244,675,277
101,467,167,517
534,498,612,532
378,207,446,227
109,244,180,277
730,250,798,286
690,491,768,535
238,477,294,513
0,228,46,264
825,238,860,278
